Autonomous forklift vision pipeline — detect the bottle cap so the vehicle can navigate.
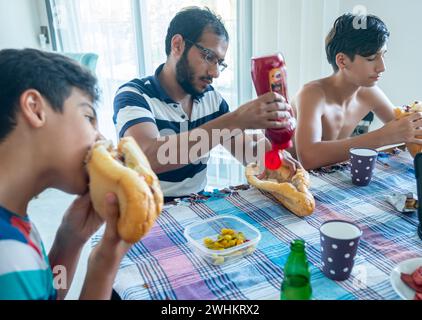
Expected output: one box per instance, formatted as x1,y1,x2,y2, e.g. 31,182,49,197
265,150,283,170
291,239,306,251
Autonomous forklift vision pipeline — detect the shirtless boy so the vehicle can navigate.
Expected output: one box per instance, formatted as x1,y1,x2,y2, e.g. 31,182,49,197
293,13,422,170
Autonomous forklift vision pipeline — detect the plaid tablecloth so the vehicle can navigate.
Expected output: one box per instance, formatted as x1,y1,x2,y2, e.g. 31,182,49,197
93,151,422,300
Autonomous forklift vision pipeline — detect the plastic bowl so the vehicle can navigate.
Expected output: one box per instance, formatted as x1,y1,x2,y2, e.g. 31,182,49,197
184,215,261,266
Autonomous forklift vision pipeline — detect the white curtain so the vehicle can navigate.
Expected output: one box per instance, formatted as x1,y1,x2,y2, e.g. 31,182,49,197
50,0,144,143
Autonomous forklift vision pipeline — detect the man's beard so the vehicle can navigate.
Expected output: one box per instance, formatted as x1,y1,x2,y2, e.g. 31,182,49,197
176,51,210,96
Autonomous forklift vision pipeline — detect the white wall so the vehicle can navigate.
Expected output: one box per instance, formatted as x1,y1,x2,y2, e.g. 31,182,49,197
253,0,422,108
252,0,340,100
339,0,422,106
0,0,44,49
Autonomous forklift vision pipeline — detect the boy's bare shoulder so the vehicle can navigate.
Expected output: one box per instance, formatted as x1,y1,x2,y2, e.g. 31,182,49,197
294,80,327,109
356,85,385,101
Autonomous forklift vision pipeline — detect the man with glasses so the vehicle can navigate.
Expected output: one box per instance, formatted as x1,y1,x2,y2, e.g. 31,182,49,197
114,7,299,202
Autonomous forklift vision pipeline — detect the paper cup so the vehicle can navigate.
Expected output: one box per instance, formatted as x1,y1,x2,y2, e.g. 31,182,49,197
320,220,362,281
350,148,378,186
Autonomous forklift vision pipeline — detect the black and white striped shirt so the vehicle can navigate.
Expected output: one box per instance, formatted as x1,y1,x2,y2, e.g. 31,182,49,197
113,64,230,198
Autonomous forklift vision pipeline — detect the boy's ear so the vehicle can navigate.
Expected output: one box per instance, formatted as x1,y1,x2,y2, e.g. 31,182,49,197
19,89,47,129
336,53,348,70
171,34,185,58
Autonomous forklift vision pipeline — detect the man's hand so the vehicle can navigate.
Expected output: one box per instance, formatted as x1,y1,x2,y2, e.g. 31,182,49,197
281,150,303,178
233,92,293,130
380,112,422,145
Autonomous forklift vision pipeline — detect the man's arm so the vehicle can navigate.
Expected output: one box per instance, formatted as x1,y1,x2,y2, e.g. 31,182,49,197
221,131,268,166
125,93,290,174
126,112,238,174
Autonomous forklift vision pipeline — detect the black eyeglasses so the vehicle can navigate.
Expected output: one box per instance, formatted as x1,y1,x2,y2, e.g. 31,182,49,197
185,39,228,73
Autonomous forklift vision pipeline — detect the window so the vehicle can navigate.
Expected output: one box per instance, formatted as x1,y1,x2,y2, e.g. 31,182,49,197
49,0,140,141
48,0,251,190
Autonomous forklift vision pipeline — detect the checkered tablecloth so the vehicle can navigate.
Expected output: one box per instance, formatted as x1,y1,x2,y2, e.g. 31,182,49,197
93,151,422,300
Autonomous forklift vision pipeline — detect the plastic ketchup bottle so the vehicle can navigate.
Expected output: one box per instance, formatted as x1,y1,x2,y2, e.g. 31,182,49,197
251,53,296,170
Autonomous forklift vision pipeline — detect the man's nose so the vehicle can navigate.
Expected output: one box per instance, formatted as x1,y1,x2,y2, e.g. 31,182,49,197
208,63,220,78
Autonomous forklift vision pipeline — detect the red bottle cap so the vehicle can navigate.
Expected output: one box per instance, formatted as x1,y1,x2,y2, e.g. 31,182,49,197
265,150,283,170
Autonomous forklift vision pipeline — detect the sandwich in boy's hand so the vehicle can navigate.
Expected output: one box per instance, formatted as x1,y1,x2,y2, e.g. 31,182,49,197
86,137,163,244
394,101,422,158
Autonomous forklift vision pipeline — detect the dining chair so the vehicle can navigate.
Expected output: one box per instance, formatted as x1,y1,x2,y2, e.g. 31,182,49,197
352,112,374,136
62,52,99,74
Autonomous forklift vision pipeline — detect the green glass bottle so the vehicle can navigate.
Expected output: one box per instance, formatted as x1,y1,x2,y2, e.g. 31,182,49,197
280,239,312,300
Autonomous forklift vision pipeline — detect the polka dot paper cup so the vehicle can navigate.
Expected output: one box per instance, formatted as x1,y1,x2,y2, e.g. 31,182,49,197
350,148,378,187
320,220,362,281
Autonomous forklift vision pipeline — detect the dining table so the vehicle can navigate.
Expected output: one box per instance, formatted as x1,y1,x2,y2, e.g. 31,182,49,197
92,148,422,300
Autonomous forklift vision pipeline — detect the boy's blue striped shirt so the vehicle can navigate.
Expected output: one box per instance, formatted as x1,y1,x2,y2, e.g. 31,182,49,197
0,206,56,300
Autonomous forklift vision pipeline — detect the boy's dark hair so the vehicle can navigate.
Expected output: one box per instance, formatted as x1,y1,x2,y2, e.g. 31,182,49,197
165,6,229,56
0,48,99,142
326,13,390,72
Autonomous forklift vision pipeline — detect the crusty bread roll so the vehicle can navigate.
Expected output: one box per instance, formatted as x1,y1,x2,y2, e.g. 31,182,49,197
86,137,163,243
246,163,315,217
394,101,422,158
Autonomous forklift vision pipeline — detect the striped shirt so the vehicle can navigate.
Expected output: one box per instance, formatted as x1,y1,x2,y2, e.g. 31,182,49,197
0,206,56,300
113,64,230,198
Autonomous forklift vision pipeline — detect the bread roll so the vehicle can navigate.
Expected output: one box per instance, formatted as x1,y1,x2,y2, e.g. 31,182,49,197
86,137,163,243
246,163,315,217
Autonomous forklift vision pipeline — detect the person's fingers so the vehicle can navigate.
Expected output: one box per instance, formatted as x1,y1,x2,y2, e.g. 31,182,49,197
267,111,291,120
66,193,92,217
284,159,296,173
277,102,292,113
412,119,422,128
266,120,290,129
408,138,422,145
408,112,422,121
287,155,302,168
264,102,290,112
260,92,286,103
282,157,296,179
101,193,120,240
